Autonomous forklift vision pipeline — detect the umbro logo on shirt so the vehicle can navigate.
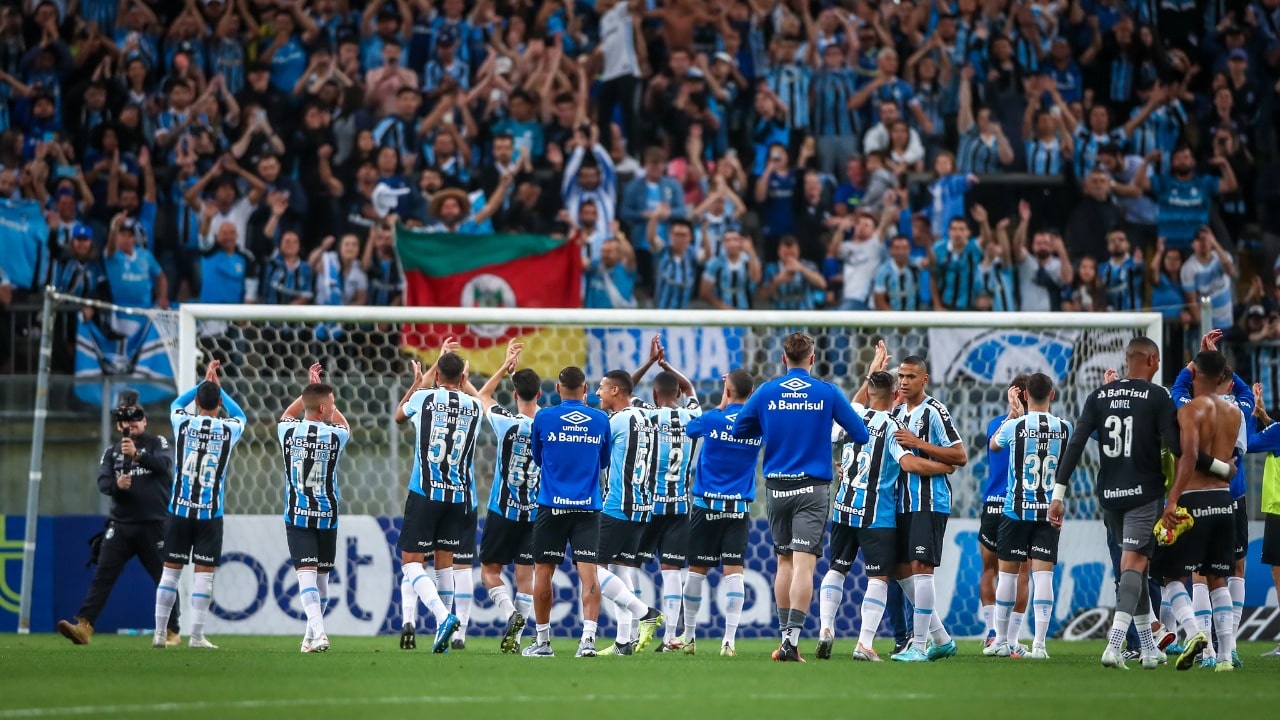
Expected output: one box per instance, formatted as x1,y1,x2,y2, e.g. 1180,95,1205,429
562,411,592,426
724,413,738,422
779,378,812,392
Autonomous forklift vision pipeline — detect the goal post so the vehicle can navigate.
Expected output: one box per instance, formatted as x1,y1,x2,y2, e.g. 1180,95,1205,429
168,304,1161,638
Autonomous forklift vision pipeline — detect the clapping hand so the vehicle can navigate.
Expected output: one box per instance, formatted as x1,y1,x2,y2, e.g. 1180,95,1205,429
870,339,891,374
204,359,222,386
308,362,323,384
1201,329,1223,352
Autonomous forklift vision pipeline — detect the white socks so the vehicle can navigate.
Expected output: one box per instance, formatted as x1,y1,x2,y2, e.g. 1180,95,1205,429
490,582,516,617
453,566,473,635
155,566,181,637
536,623,550,643
819,569,844,636
911,574,935,651
982,604,995,637
1211,586,1235,663
1227,576,1245,637
993,571,1017,647
404,562,448,624
1009,612,1026,646
682,572,706,642
1165,581,1196,641
857,578,888,649
604,565,634,643
436,567,455,611
660,569,682,639
1193,582,1216,656
401,576,418,626
296,569,325,640
723,573,744,647
1031,570,1053,649
191,572,214,642
316,572,329,615
515,591,533,620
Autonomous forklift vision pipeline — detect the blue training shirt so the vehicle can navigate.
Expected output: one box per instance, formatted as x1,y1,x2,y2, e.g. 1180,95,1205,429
530,400,611,510
603,403,657,522
402,388,484,506
686,403,761,514
169,382,246,520
733,368,869,482
831,406,906,530
983,414,1011,503
993,411,1073,522
486,406,540,522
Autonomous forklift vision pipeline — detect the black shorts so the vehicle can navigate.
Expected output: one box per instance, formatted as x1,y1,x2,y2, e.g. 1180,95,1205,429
398,492,468,554
1161,489,1234,578
828,523,896,576
164,516,223,567
997,516,1060,564
895,511,948,568
285,524,338,572
454,508,478,564
479,514,535,566
1102,500,1161,558
1263,513,1280,566
533,509,601,565
979,501,1004,552
765,482,829,556
637,513,688,567
598,515,645,564
686,506,749,568
1234,498,1247,560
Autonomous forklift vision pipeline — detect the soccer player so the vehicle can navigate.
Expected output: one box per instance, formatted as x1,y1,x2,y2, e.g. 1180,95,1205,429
733,332,869,662
524,366,611,658
818,370,956,662
475,343,541,653
989,373,1072,660
631,336,702,650
979,376,1032,652
681,369,761,657
154,360,246,650
889,355,968,662
394,344,474,653
1161,351,1242,672
279,364,350,653
594,369,665,655
1052,337,1179,670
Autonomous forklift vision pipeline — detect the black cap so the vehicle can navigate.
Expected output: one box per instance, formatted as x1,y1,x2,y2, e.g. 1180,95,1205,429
246,60,271,74
116,218,138,233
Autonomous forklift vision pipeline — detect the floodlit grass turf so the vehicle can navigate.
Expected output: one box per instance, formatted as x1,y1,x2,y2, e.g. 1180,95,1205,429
1,636,1277,719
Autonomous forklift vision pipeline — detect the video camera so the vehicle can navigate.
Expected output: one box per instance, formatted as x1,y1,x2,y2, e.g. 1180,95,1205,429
111,390,145,430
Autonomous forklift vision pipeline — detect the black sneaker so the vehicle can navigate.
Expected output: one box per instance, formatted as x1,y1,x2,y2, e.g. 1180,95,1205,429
399,622,416,650
815,633,834,660
500,611,525,654
451,637,466,651
892,639,909,656
772,639,806,663
1122,648,1141,661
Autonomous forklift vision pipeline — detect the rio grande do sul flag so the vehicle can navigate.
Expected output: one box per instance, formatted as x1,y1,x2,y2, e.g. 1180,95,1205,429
396,227,586,376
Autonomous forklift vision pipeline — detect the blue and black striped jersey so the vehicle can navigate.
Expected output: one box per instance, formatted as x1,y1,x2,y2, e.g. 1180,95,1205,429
602,404,657,523
993,411,1072,522
279,418,350,529
831,407,905,530
169,383,246,520
635,396,702,516
486,406,540,522
403,388,484,506
891,396,963,514
1099,257,1144,311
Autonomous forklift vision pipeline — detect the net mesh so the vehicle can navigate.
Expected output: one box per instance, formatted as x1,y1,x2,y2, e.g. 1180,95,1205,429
187,316,1149,523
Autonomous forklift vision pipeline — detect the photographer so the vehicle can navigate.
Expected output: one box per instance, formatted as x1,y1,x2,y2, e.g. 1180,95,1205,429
56,392,181,646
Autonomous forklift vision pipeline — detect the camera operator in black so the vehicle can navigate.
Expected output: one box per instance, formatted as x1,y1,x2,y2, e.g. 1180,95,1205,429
56,392,181,645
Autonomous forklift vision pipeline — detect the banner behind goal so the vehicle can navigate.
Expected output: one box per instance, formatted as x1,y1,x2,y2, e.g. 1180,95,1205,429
177,306,1163,524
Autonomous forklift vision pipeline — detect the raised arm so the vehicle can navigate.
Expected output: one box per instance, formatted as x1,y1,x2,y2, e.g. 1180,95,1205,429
632,334,664,389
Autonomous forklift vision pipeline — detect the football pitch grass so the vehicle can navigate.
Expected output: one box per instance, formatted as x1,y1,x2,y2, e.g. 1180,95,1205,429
1,636,1277,719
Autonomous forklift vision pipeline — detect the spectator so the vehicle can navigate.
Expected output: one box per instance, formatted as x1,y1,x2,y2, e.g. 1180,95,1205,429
620,146,685,276
185,156,266,252
1099,230,1145,311
649,217,698,310
759,235,825,311
1012,208,1073,313
872,234,926,312
200,221,259,305
752,141,797,253
931,216,984,312
425,179,508,234
700,229,760,310
260,230,314,306
956,66,1015,173
562,127,617,238
691,175,746,262
52,225,103,300
1138,144,1238,251
583,229,637,310
1064,256,1106,312
833,210,887,311
310,233,368,308
1064,168,1122,263
1149,238,1191,384
362,222,403,307
1182,226,1238,332
103,217,166,309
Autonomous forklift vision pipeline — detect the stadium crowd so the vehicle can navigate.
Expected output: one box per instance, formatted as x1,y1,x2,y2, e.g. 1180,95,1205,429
2,0,1280,379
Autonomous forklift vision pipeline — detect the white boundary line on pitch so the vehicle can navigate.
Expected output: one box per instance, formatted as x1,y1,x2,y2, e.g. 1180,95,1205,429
0,692,937,718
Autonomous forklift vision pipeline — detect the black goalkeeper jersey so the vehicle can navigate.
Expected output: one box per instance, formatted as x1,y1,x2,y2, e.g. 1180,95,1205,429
1058,378,1180,511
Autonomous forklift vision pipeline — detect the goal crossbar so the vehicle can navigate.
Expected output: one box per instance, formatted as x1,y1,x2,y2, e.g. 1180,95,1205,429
178,304,1163,390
